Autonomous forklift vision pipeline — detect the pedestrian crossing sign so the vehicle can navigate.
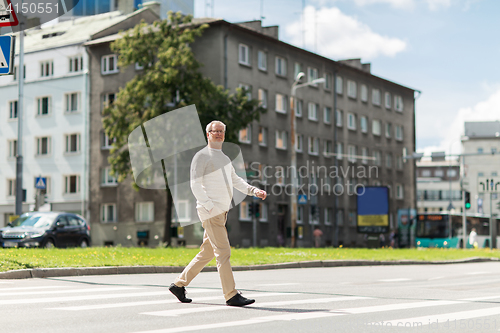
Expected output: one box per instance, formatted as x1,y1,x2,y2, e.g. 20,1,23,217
0,34,15,75
35,177,47,190
298,194,307,204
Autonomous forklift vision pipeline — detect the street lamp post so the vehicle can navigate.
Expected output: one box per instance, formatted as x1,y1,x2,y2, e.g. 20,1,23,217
290,72,325,248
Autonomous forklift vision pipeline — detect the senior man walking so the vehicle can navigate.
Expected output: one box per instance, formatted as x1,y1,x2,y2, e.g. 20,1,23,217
169,120,267,307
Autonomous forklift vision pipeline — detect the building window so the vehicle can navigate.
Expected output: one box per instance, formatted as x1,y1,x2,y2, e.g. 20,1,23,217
65,92,80,113
360,116,368,133
361,84,368,102
336,143,343,160
101,54,119,74
258,126,267,146
69,55,83,73
309,205,319,225
64,175,80,194
385,123,392,138
9,100,18,119
40,60,54,77
347,80,357,98
8,140,17,158
7,179,16,197
394,95,403,112
395,125,403,141
258,88,267,108
308,102,318,121
239,201,251,221
174,200,191,222
386,153,392,168
257,50,267,71
324,140,333,156
239,44,250,65
297,206,304,224
65,133,81,153
275,93,287,113
385,92,391,109
276,166,285,185
421,170,431,177
447,169,457,177
275,130,287,150
396,184,404,199
36,137,51,156
295,134,303,152
259,203,268,222
336,109,343,127
348,211,357,227
101,204,116,222
37,96,51,116
372,120,381,136
239,124,252,143
336,76,343,94
13,65,26,81
102,132,115,149
294,62,302,79
103,93,115,109
238,83,252,100
101,167,117,185
396,155,403,170
296,99,303,117
307,67,318,83
324,72,331,90
324,107,332,124
373,150,381,166
308,137,319,155
477,148,483,154
372,89,381,106
275,56,287,76
348,145,357,162
361,147,368,164
347,113,356,130
135,202,154,222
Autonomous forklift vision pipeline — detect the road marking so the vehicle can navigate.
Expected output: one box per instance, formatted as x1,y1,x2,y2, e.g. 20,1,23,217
0,286,138,297
465,271,490,275
0,282,14,284
378,278,412,282
48,292,297,311
131,312,338,333
460,295,500,301
332,300,463,315
0,286,63,291
374,306,500,326
428,276,444,281
141,296,372,317
256,283,300,287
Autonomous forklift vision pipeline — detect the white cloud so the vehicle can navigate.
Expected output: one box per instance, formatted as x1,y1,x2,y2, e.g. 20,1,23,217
425,0,452,11
352,0,415,10
284,6,406,60
418,88,500,157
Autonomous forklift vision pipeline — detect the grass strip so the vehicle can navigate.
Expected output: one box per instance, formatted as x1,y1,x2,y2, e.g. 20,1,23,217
0,247,499,273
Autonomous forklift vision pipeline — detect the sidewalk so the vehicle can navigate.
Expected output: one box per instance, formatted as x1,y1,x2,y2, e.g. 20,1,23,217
1,257,498,279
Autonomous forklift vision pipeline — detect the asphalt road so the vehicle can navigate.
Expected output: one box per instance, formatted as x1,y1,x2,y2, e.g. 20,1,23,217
2,262,500,333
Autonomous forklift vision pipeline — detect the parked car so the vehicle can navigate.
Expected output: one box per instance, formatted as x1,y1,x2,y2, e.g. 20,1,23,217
0,212,91,248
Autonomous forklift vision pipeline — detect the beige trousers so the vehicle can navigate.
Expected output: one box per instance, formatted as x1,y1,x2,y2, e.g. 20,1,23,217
174,212,237,301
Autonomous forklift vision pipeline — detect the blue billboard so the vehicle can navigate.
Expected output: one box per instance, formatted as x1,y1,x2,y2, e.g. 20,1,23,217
356,186,389,234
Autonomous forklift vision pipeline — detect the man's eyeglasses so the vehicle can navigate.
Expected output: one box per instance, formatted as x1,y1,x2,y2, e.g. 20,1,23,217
209,130,225,134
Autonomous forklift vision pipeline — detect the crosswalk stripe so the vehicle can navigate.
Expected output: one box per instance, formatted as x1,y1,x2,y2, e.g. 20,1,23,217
375,306,500,326
48,292,297,311
0,286,139,297
131,312,338,333
460,295,500,301
333,300,464,315
141,296,372,317
256,283,300,286
0,286,63,291
378,278,412,282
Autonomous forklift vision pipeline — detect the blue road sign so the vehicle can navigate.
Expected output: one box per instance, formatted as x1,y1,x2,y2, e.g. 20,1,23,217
0,35,15,75
298,194,307,204
35,177,47,190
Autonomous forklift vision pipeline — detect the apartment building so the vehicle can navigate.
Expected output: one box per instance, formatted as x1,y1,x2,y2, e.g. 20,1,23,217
85,18,416,247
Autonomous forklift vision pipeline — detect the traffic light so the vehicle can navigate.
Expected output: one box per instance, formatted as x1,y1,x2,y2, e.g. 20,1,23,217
465,191,471,210
255,203,260,218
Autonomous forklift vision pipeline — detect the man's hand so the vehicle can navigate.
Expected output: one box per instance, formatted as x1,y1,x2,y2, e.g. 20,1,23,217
255,189,267,200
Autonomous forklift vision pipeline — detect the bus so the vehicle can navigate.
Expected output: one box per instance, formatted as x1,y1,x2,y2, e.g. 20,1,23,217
415,213,500,248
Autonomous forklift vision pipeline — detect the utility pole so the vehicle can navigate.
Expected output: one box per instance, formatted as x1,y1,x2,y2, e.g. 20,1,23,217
15,18,25,216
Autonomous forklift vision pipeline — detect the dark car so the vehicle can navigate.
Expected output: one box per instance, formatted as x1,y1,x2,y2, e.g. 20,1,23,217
0,212,91,248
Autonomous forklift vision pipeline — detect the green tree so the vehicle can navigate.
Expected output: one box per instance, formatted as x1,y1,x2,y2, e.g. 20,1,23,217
103,11,265,245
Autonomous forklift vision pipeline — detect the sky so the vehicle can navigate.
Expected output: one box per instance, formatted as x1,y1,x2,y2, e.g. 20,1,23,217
193,0,500,157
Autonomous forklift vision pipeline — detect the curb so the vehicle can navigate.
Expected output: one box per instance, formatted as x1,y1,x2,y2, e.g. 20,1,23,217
0,257,498,280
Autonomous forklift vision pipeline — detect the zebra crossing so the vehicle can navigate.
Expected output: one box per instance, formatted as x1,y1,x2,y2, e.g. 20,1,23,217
2,279,500,333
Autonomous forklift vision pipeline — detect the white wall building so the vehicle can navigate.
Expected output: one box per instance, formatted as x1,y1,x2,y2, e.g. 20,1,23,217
462,121,500,217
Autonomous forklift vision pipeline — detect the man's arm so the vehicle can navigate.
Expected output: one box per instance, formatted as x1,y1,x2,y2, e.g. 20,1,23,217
230,164,266,199
190,155,215,212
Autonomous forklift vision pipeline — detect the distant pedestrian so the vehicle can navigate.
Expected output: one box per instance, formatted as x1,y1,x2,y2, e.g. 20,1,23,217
379,233,385,248
313,227,323,248
169,121,267,307
389,230,396,248
469,228,478,248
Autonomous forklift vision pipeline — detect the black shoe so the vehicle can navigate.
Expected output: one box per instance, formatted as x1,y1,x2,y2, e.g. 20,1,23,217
169,283,192,303
226,292,255,307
